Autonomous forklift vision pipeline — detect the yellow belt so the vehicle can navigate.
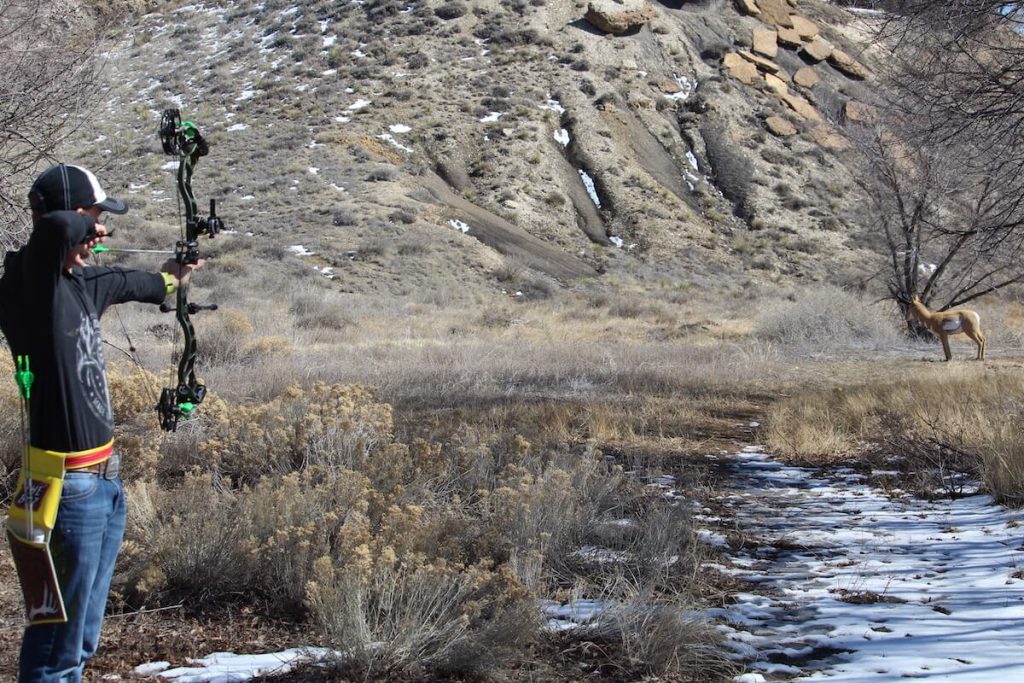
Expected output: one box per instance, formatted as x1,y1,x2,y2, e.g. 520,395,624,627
29,439,113,470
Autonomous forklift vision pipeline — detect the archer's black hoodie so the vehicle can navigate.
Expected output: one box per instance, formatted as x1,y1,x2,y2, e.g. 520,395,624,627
0,211,165,453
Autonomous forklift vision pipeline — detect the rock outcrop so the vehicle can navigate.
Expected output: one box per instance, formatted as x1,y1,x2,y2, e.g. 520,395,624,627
801,36,833,63
829,48,870,79
752,28,778,58
793,66,819,88
765,116,797,137
753,0,793,27
724,52,759,84
585,0,654,34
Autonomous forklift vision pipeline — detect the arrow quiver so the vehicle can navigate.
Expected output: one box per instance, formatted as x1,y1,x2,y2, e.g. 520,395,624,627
6,355,67,624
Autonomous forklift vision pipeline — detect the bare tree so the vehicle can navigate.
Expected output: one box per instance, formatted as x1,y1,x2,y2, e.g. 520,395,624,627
851,116,1024,334
0,0,104,253
850,3,1024,328
879,2,1024,212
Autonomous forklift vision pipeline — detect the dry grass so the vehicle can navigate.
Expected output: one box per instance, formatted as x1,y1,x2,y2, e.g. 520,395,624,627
765,361,1024,504
9,271,1024,679
755,285,902,355
96,287,748,677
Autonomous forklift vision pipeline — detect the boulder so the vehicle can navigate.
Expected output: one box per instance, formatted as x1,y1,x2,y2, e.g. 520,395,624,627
764,72,788,96
843,100,878,124
585,0,655,34
777,26,803,48
765,116,797,137
809,124,849,150
801,36,833,62
735,0,760,16
724,52,759,84
828,48,870,79
752,28,779,58
782,92,822,121
627,92,656,110
738,49,781,73
793,66,819,88
657,78,683,95
756,0,794,27
789,15,819,40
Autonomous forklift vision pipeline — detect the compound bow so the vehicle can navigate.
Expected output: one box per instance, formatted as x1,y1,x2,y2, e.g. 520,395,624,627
156,108,223,431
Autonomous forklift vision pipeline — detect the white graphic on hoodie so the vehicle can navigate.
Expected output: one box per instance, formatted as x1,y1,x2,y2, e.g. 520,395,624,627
76,313,112,423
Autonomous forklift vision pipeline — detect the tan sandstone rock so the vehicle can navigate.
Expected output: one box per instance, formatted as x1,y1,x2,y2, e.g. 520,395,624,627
752,28,778,58
766,116,797,137
809,124,849,150
735,0,760,17
657,79,683,95
789,15,819,40
585,0,655,34
801,36,833,62
828,48,870,79
764,72,788,96
756,0,794,27
724,52,759,84
738,49,781,73
777,26,803,48
793,66,819,88
782,92,822,121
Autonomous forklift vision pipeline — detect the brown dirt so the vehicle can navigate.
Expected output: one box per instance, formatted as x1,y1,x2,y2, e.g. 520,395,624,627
0,542,319,682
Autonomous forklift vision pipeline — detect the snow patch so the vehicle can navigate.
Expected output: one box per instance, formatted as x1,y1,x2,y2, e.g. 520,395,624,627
578,170,601,208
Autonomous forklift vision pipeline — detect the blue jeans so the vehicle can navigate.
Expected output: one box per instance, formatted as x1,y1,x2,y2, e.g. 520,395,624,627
19,468,126,683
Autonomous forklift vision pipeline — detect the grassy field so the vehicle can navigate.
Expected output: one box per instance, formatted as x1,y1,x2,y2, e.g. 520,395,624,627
3,277,1024,680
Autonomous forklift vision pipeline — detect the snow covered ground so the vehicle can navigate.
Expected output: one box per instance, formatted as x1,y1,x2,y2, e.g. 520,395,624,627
134,445,1024,682
705,446,1024,682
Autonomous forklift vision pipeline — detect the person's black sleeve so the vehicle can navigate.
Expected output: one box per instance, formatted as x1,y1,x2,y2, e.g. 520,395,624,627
83,266,167,317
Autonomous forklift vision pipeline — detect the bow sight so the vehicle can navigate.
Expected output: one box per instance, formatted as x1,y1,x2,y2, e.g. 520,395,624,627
156,108,223,431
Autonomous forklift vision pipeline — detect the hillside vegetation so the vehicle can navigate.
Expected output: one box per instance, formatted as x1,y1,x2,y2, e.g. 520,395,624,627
83,0,883,296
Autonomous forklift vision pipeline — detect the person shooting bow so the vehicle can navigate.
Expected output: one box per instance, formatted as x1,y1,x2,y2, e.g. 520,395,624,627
0,163,201,683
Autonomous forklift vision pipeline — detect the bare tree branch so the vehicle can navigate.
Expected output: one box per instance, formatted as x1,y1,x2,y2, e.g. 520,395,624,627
848,3,1024,331
0,0,106,254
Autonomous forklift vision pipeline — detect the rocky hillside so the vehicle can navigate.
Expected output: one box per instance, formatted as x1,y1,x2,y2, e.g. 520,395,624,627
82,0,884,301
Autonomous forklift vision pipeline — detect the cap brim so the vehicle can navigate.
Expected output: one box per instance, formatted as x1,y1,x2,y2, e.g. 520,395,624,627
96,197,128,215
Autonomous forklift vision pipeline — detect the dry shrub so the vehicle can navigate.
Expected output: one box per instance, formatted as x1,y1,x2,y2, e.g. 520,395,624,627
979,421,1024,506
605,293,672,322
610,601,732,678
407,408,700,590
201,308,291,366
121,467,371,611
172,382,395,485
755,285,901,353
476,462,582,586
765,391,866,461
556,576,732,680
106,361,164,481
306,556,535,677
289,287,353,332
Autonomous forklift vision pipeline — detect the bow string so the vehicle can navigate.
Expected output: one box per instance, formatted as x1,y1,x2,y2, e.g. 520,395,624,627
156,108,222,431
